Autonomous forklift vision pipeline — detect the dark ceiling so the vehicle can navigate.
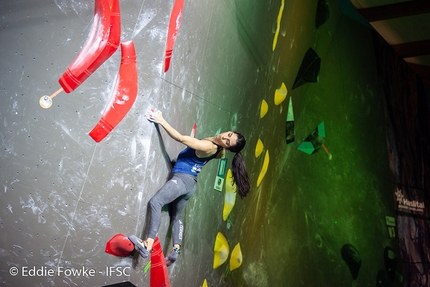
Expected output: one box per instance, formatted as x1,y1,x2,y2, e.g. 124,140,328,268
349,0,430,86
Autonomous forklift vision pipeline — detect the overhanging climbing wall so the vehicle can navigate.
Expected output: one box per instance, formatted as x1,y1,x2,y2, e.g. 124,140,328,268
0,0,404,286
0,0,270,286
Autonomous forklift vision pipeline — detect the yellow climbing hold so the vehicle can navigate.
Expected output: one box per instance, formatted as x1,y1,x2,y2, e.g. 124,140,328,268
202,279,208,287
229,243,243,271
257,150,270,187
260,99,268,118
213,232,230,269
223,169,237,221
255,138,264,158
274,82,288,105
272,0,285,51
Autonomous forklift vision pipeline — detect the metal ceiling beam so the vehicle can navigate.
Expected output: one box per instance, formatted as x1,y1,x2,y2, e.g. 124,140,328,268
357,1,430,22
391,39,430,58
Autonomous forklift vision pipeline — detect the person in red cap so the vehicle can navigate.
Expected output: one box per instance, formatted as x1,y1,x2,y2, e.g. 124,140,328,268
129,109,251,266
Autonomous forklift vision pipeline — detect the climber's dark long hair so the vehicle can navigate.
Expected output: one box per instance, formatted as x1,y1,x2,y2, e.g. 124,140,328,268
229,132,251,199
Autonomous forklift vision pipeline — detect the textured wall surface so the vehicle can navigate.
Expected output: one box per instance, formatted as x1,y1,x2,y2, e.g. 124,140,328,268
0,0,270,286
0,0,402,286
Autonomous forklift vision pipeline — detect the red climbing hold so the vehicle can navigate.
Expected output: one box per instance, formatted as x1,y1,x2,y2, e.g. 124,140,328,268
58,0,121,93
150,237,171,287
89,41,138,142
164,0,184,72
105,233,134,257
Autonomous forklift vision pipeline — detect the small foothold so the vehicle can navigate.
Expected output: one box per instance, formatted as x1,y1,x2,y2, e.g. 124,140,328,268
39,95,53,109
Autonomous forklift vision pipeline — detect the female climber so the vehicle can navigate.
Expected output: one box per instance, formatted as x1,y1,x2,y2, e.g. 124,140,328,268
129,109,250,266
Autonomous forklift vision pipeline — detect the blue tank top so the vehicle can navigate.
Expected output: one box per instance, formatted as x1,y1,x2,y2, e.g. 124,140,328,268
172,144,222,176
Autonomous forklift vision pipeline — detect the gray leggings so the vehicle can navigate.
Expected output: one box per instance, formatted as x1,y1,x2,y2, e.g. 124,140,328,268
147,173,197,247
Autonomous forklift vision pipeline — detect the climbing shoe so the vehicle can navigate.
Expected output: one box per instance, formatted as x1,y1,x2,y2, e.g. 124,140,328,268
165,247,180,267
128,235,151,258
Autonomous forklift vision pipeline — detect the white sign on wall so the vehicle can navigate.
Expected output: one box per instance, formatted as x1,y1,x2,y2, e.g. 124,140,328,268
395,188,425,213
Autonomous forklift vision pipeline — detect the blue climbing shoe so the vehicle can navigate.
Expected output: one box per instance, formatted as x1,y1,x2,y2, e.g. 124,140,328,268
128,235,150,259
165,247,180,267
